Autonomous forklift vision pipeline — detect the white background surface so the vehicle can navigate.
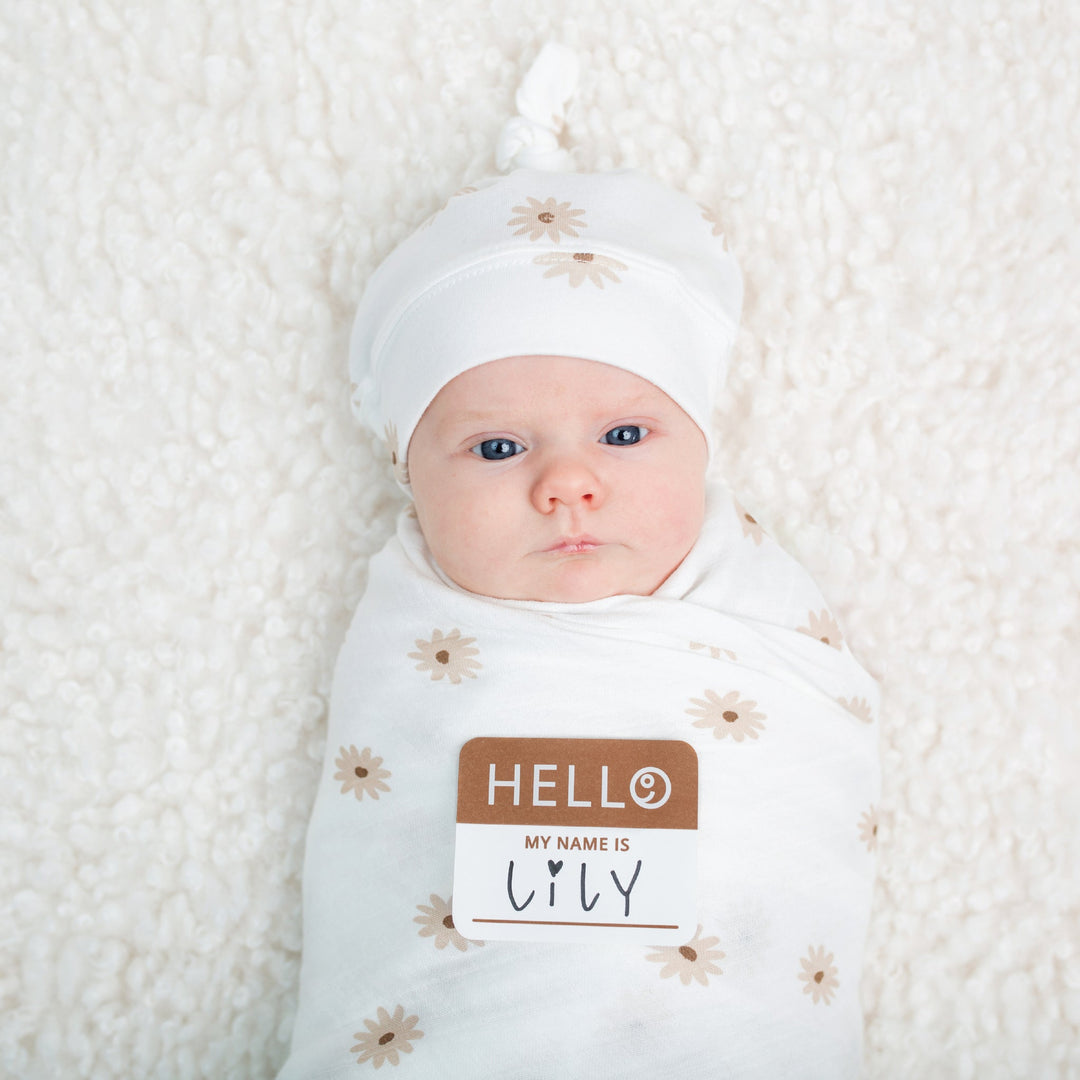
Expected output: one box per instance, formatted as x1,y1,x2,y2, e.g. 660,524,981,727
2,2,1077,1076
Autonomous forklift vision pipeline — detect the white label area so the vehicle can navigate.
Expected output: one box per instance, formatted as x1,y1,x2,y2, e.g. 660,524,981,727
453,822,697,945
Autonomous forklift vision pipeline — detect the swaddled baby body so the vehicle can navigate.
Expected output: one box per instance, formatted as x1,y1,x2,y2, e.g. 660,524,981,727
278,67,879,1078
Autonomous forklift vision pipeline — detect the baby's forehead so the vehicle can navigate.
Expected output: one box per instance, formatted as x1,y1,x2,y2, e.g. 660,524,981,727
429,355,674,410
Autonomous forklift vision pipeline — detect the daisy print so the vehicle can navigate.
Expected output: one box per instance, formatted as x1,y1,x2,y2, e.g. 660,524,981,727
414,893,484,952
689,641,738,663
733,499,765,545
838,695,874,724
646,925,725,986
534,251,627,288
686,689,766,742
508,196,587,242
409,628,482,684
798,945,840,1005
334,746,391,801
698,202,727,241
858,805,879,853
350,1005,423,1068
384,422,409,485
797,609,844,651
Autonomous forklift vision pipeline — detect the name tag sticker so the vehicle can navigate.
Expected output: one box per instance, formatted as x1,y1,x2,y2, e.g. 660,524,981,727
453,737,698,945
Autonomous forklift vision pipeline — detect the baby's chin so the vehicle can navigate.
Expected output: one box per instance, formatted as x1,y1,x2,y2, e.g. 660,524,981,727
457,559,674,604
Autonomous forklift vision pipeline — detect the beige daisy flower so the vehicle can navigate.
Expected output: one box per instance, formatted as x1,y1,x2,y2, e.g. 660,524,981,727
686,689,766,742
858,805,879,853
414,893,484,952
409,628,482,684
689,641,738,663
797,609,844,651
733,499,765,545
798,945,840,1005
534,251,627,289
646,925,725,986
698,202,727,241
508,195,587,242
351,1005,423,1067
384,422,409,485
838,695,874,724
334,745,391,801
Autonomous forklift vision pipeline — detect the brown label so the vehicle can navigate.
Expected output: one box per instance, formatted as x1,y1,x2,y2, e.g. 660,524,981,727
457,737,698,830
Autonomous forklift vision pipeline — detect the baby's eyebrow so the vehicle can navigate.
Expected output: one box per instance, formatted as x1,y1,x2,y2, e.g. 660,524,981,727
450,395,655,422
441,411,510,435
441,394,663,438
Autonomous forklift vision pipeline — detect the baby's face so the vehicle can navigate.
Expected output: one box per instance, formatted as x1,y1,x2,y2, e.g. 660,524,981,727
407,355,707,603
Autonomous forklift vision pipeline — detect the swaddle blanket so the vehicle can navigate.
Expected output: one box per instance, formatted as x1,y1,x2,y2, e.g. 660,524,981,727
279,485,880,1079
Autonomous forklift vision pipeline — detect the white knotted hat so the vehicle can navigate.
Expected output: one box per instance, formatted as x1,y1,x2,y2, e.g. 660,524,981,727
349,44,742,480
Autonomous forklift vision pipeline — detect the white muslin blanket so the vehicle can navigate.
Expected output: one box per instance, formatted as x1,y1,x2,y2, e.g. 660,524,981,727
279,485,880,1079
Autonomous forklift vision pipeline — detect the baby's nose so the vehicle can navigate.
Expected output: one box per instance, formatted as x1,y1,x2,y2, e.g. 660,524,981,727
530,453,604,512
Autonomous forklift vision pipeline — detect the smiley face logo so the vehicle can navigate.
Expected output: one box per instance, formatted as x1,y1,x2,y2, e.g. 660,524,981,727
629,767,672,810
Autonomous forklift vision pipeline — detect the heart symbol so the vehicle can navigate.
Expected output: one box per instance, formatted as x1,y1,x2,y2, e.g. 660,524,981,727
547,860,564,877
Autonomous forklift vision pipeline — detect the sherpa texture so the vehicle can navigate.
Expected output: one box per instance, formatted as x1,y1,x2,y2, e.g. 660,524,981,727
1,2,1076,1078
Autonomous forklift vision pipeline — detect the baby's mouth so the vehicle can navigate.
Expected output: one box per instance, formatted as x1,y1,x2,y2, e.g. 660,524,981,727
544,536,602,555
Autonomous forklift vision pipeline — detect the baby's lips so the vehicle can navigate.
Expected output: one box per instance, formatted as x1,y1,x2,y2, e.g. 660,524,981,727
543,535,603,554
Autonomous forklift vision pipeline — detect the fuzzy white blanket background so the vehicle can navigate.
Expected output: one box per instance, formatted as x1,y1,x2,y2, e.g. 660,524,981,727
2,2,1077,1077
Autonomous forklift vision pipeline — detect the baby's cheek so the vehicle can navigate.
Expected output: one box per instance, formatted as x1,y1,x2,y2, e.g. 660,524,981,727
655,480,706,542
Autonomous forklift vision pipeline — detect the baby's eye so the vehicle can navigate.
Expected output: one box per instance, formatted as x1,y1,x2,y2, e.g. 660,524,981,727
471,438,525,460
602,425,649,446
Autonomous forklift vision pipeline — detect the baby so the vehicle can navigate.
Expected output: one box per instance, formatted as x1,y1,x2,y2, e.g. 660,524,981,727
277,89,879,1080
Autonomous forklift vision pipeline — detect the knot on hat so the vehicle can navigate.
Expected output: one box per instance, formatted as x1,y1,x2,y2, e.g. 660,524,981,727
495,43,580,173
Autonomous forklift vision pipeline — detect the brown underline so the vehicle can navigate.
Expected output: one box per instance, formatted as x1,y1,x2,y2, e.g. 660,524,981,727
473,918,679,929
